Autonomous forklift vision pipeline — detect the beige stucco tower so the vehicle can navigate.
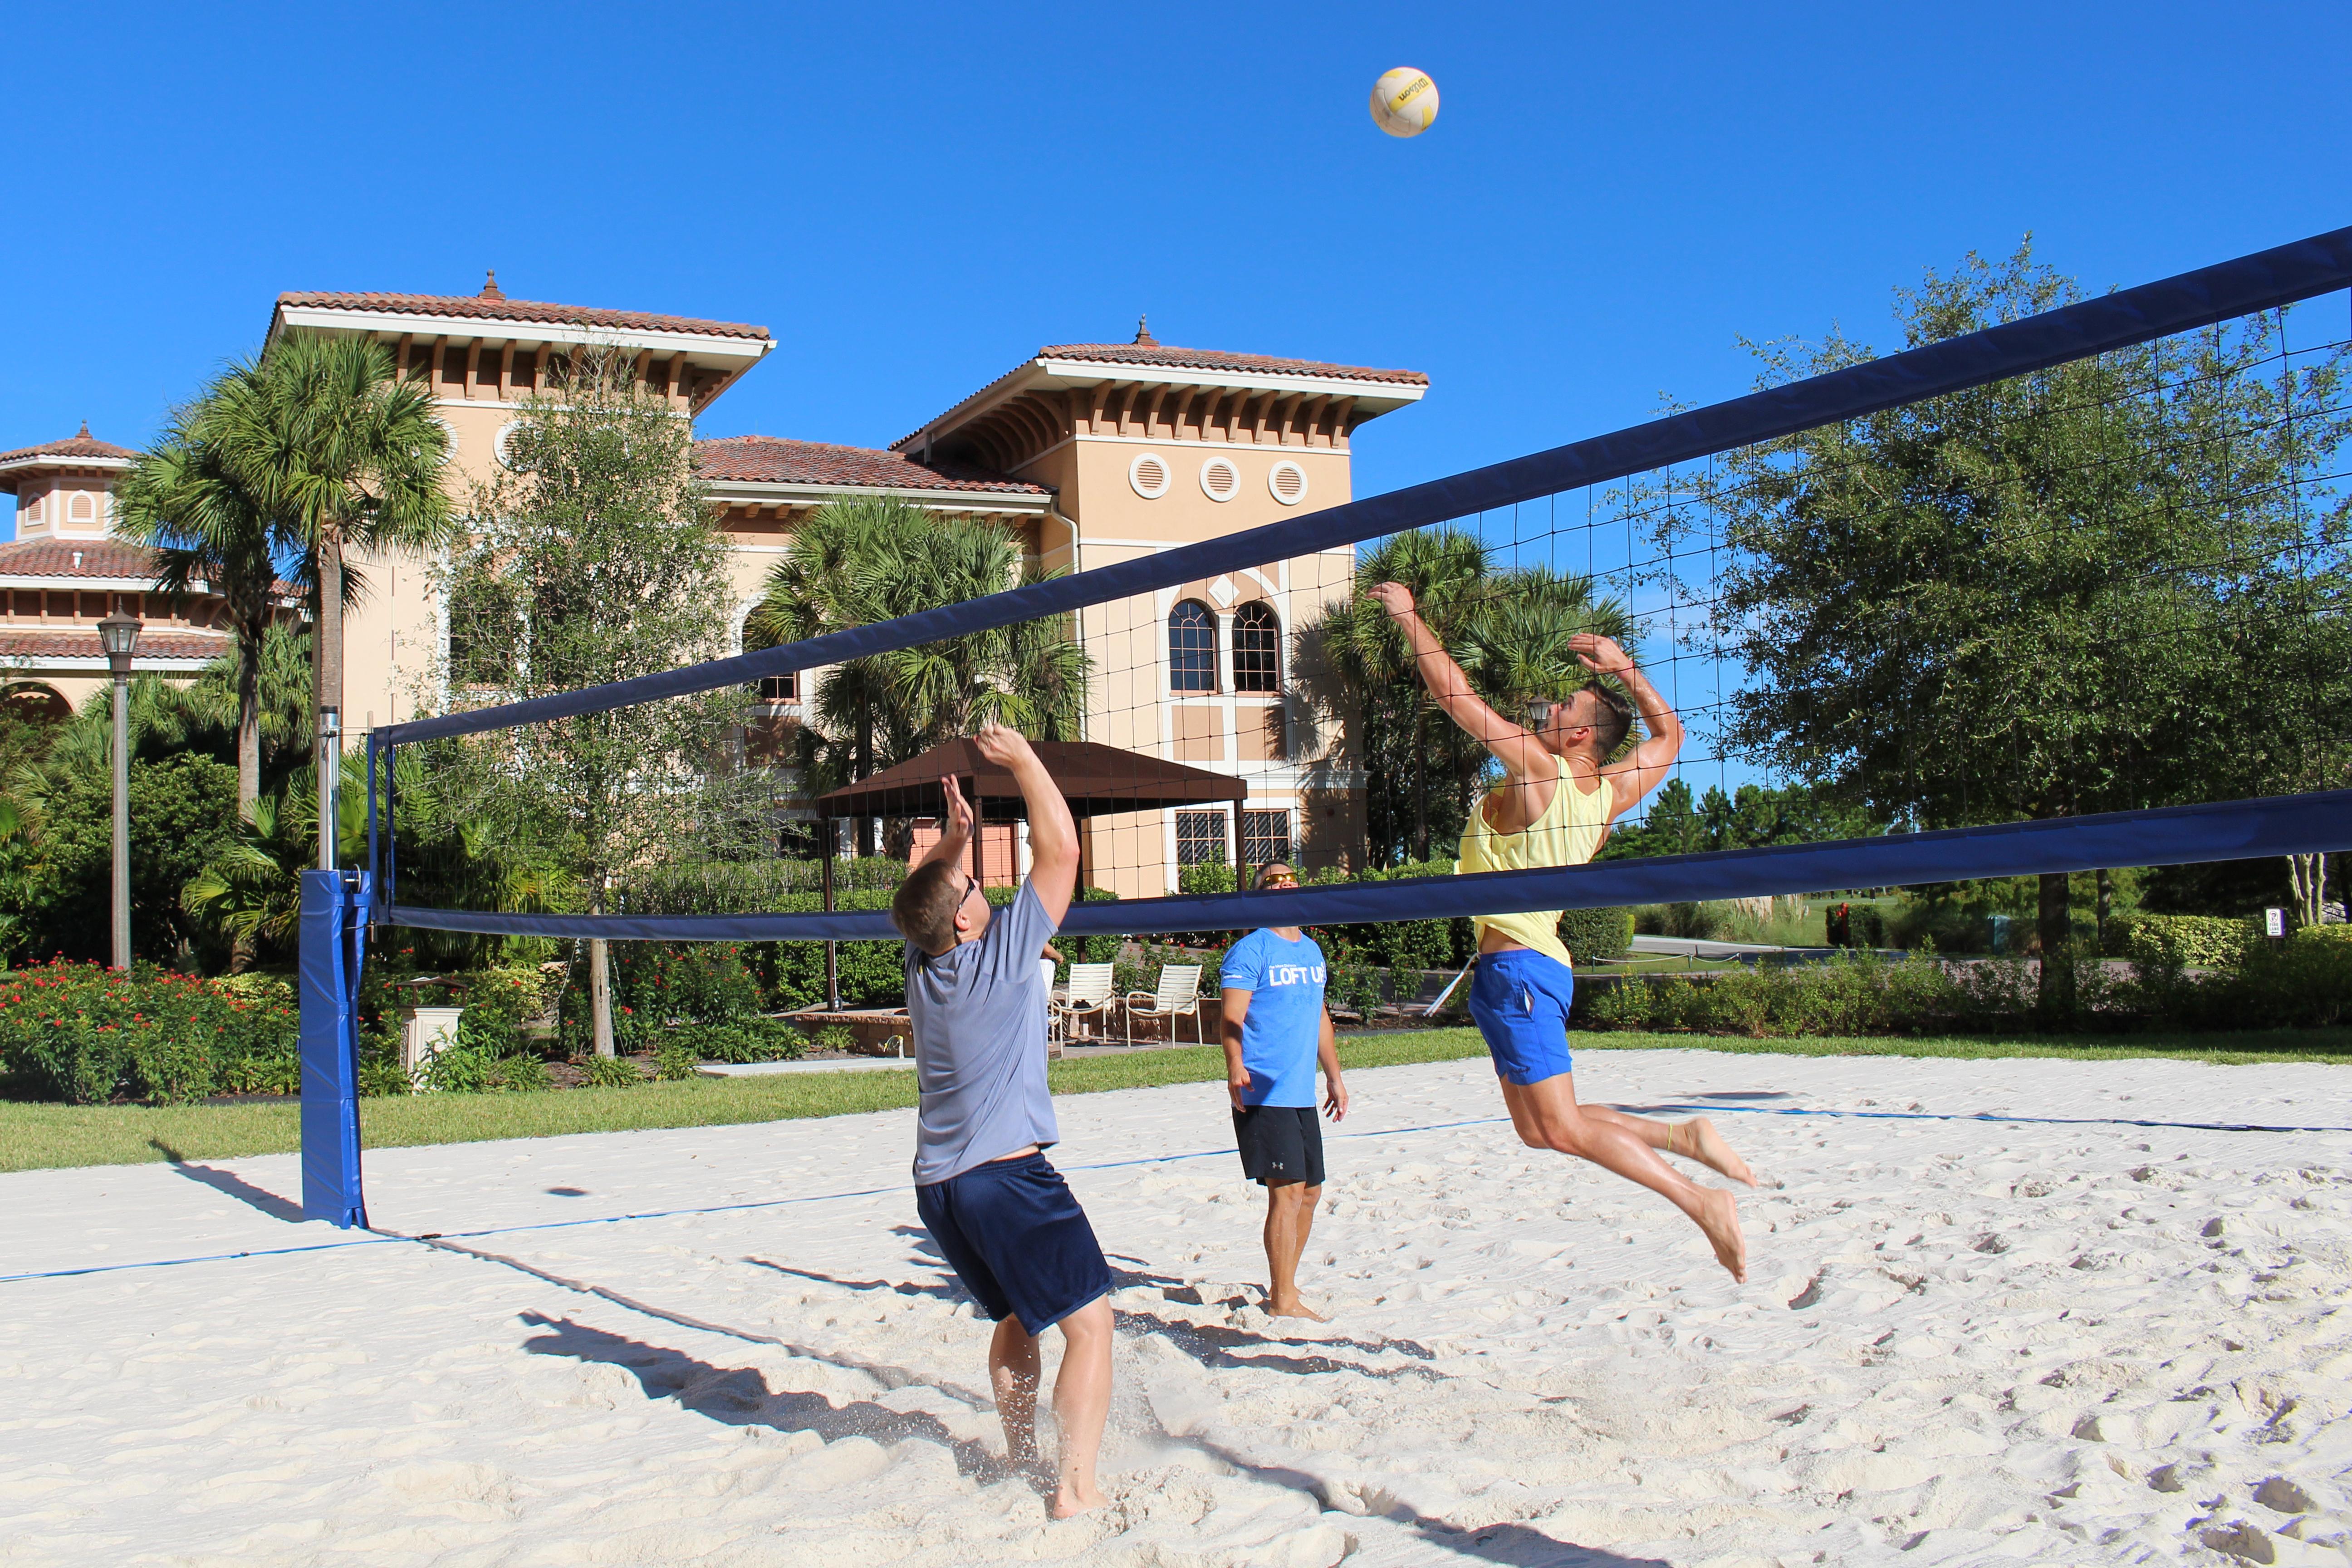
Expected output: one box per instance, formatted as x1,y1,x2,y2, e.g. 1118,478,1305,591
893,319,1427,894
0,427,255,715
262,276,778,737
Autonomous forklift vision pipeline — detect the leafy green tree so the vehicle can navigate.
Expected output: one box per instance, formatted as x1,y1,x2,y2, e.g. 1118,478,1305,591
197,332,454,868
185,749,546,970
744,494,1090,853
1601,778,1879,861
1296,527,1635,865
1653,241,2352,1017
19,752,240,966
433,351,741,1054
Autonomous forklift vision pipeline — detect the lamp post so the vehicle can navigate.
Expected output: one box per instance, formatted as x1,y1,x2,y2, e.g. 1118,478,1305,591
97,607,142,971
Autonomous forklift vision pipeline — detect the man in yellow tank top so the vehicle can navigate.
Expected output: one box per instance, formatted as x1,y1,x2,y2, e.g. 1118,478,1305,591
1371,581,1754,1283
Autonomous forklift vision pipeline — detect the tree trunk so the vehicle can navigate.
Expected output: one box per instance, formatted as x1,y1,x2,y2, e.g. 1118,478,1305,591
589,936,615,1057
235,621,263,823
316,525,344,871
2036,871,2074,1025
2287,853,2326,927
1412,706,1429,862
2094,867,2113,957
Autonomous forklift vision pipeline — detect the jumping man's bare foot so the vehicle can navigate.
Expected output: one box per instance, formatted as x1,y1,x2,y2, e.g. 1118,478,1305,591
1692,1186,1747,1282
1051,1483,1107,1519
1266,1298,1329,1323
1682,1116,1758,1188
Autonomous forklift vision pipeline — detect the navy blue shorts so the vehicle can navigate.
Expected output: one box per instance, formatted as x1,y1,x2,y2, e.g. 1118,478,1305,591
914,1152,1111,1335
1468,948,1576,1085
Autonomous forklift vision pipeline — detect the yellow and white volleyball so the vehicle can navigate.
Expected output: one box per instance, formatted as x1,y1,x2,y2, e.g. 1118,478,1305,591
1369,67,1439,138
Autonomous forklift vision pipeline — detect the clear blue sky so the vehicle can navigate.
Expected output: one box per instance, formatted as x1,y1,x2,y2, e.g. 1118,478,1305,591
5,0,2344,534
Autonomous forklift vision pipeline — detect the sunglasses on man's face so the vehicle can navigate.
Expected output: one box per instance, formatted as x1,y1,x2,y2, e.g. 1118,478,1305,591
1263,872,1298,887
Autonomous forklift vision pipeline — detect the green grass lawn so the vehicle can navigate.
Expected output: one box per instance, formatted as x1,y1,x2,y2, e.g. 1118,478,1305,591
4,1025,2346,1176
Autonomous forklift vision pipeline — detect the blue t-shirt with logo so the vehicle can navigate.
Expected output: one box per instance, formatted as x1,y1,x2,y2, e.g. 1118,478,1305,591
1220,928,1328,1107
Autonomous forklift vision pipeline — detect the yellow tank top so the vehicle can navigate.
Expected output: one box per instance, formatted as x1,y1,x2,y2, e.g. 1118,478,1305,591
1456,753,1612,967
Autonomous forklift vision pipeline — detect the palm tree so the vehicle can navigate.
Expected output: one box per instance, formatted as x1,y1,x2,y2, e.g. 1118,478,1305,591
116,420,294,821
198,333,453,869
1299,527,1635,864
184,748,552,970
745,495,1091,851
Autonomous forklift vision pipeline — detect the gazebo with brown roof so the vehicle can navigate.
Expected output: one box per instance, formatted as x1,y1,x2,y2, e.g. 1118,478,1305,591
817,736,1250,882
811,738,1246,1009
816,737,1244,827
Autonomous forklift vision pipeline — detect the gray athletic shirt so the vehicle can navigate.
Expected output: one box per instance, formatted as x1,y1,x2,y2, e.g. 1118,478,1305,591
904,880,1060,1185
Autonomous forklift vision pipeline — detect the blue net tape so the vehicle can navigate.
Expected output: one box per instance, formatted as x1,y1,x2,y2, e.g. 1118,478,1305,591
383,787,2352,941
374,225,2352,750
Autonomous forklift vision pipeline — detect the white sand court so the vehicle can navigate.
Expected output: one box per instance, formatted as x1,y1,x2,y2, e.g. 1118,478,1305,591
3,1048,2348,1566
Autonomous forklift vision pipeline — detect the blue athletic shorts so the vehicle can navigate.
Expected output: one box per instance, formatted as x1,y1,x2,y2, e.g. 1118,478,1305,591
1467,948,1576,1086
914,1152,1111,1335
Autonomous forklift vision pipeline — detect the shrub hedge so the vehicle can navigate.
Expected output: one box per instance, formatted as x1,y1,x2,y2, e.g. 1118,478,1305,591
0,959,298,1104
2108,913,2262,970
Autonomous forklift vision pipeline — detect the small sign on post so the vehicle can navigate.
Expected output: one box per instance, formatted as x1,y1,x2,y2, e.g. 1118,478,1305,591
2264,907,2288,939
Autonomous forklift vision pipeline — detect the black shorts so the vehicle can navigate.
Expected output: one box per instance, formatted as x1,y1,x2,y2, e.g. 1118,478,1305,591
1233,1103,1325,1186
914,1152,1111,1335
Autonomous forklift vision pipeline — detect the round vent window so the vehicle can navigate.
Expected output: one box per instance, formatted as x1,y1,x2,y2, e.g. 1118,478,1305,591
1199,456,1241,502
1268,460,1309,506
494,420,524,469
1129,451,1171,499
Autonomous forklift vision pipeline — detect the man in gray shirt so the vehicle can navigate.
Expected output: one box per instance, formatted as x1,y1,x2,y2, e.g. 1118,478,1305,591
894,723,1110,1519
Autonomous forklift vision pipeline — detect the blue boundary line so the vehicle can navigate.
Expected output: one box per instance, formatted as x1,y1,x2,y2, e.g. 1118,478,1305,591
4,1104,2338,1288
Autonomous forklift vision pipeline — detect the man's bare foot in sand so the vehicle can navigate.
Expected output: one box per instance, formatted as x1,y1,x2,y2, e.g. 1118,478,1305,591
1266,1297,1329,1323
1693,1186,1746,1282
1051,1482,1107,1519
1684,1116,1758,1188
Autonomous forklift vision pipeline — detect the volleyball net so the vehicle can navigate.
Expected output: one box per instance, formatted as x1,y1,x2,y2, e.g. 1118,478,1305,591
368,227,2352,947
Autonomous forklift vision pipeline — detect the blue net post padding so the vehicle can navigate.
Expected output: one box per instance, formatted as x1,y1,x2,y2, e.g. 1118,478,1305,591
300,868,371,1229
381,789,2352,943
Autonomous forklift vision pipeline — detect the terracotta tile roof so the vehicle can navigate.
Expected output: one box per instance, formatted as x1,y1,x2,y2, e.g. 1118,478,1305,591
0,539,298,598
1032,341,1427,387
0,427,139,467
276,290,770,342
694,436,1047,495
0,539,164,579
0,629,231,662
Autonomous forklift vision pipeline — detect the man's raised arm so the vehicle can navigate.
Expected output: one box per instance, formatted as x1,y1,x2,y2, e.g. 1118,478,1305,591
1367,581,1555,783
971,722,1079,926
914,773,974,874
1573,633,1684,821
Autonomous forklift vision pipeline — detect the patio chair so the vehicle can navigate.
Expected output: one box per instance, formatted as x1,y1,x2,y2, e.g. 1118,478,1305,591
1051,963,1118,1043
1124,964,1204,1046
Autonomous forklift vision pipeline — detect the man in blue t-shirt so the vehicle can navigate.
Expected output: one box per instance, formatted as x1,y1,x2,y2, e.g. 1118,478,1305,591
1220,861,1349,1321
892,724,1110,1518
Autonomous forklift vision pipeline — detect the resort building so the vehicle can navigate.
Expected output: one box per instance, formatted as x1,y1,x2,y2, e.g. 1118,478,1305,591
0,427,266,717
7,279,1426,894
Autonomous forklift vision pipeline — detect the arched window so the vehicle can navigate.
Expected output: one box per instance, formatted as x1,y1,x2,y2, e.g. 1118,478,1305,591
68,493,94,523
1232,602,1280,692
1168,600,1217,692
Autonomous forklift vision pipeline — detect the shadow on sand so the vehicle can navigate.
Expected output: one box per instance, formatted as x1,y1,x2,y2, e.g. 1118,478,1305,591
520,1313,1018,1486
148,1139,307,1223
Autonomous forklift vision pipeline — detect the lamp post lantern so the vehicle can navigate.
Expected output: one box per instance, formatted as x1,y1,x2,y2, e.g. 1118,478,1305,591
97,607,142,971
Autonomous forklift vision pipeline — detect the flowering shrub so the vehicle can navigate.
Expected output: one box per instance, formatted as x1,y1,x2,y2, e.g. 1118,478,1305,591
0,959,299,1104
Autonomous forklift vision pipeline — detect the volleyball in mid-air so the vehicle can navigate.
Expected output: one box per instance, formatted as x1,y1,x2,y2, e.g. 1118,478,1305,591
1369,67,1439,138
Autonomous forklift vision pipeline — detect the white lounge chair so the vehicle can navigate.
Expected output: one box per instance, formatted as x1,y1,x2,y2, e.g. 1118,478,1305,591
1051,963,1118,1043
1124,964,1204,1045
